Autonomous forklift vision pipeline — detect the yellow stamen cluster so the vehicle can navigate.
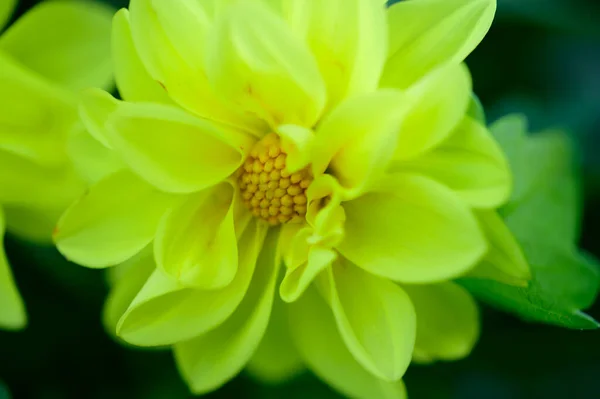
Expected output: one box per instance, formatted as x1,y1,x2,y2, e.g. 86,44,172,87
238,135,311,225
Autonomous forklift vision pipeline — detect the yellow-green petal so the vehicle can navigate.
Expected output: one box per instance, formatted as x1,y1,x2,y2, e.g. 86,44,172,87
403,282,479,363
112,9,172,104
397,116,511,209
317,261,415,381
0,0,114,91
205,0,326,128
3,204,64,244
339,173,486,283
0,207,27,330
289,286,407,399
54,170,175,268
0,0,15,30
174,229,280,395
382,0,496,88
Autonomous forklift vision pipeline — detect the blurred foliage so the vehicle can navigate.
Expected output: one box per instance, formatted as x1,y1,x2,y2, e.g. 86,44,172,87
2,0,600,398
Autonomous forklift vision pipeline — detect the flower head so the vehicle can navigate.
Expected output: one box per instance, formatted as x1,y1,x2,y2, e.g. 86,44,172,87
54,0,524,396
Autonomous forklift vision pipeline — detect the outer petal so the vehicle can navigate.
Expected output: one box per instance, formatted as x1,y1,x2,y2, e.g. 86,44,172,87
402,282,479,363
116,221,267,346
0,1,114,91
282,0,387,106
0,0,15,30
174,229,280,395
54,170,176,268
339,173,486,283
112,9,172,104
205,0,326,128
0,207,27,330
397,116,511,209
154,184,238,289
312,90,407,195
393,63,471,161
289,286,407,399
382,0,496,88
128,0,265,135
317,261,415,381
3,204,64,244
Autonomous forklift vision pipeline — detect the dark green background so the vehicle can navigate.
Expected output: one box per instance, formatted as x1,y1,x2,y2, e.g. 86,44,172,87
2,0,600,398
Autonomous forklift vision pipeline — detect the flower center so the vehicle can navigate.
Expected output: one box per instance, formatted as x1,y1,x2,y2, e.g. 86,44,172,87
238,134,312,225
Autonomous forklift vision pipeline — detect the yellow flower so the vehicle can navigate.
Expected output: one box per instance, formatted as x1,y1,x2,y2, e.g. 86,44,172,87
54,0,524,396
0,0,117,330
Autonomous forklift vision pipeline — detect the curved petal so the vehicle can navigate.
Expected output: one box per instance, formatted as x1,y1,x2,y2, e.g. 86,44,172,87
116,221,267,347
0,208,27,330
289,286,407,399
112,9,172,104
402,282,479,363
397,117,511,209
280,246,337,303
312,89,407,195
54,170,176,268
3,204,64,244
78,88,119,149
316,261,415,381
105,100,254,193
154,184,238,289
128,0,265,135
205,0,326,128
174,229,280,395
0,0,114,91
246,295,303,384
382,0,496,88
393,63,472,161
339,173,486,283
0,0,15,30
282,0,387,106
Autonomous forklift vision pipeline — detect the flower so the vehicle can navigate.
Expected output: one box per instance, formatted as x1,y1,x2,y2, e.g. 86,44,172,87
0,0,117,330
54,0,527,397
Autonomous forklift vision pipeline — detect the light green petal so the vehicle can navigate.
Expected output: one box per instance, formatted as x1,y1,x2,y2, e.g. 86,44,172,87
0,0,114,91
0,52,77,167
246,295,303,384
317,261,415,381
205,0,326,128
54,170,175,268
0,207,27,330
282,0,387,107
280,246,337,303
276,125,314,173
466,210,531,287
312,90,406,195
174,229,280,395
154,184,238,289
78,88,119,149
4,204,64,243
393,63,471,161
289,286,407,399
0,0,15,30
105,100,254,194
382,0,496,88
396,117,511,209
128,0,265,136
402,282,479,363
112,9,172,104
339,173,486,283
117,221,267,347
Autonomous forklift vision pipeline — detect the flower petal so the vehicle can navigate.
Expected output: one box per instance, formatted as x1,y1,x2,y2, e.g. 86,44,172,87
174,229,280,395
205,0,326,128
54,169,176,268
105,101,254,193
339,173,486,283
154,184,238,289
289,286,407,399
0,1,114,91
0,0,15,30
3,204,64,244
316,261,415,381
116,221,267,346
282,0,387,106
382,0,496,88
246,295,303,384
112,9,172,104
280,246,337,303
396,116,511,209
312,89,407,195
0,207,27,330
393,63,472,161
402,282,479,363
